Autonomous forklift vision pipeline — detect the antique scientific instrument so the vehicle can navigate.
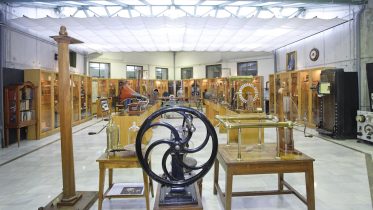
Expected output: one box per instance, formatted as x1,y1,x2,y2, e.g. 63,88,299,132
228,76,262,112
135,107,218,209
316,69,358,139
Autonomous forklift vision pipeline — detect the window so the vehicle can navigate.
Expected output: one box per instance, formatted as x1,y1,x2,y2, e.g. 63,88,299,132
89,62,110,78
156,67,168,80
126,65,143,79
206,64,222,78
237,61,258,76
181,67,193,79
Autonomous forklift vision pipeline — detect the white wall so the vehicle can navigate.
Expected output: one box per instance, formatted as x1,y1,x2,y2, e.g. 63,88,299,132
90,52,174,79
275,20,355,72
5,28,85,74
275,8,373,110
93,51,274,82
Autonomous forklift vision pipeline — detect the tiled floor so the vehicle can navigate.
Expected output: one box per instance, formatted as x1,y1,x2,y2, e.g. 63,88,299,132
0,116,372,210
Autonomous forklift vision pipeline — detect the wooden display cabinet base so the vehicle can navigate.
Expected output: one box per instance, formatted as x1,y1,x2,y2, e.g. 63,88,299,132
39,191,97,210
154,182,203,210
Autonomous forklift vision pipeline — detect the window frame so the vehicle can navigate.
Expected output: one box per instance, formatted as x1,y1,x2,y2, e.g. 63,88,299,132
156,67,168,80
181,67,193,79
237,61,258,76
206,64,222,78
89,62,110,78
126,65,143,79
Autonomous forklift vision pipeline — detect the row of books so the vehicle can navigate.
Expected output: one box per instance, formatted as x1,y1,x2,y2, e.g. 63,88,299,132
20,110,34,122
20,100,32,111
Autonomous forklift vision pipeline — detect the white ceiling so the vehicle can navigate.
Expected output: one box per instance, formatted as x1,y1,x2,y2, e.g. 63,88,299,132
9,16,346,53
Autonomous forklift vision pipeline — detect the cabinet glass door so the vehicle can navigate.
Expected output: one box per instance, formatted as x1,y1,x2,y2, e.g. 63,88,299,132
40,73,53,132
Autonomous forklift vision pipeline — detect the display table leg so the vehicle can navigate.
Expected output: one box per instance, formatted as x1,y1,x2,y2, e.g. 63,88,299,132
108,169,113,188
213,159,219,195
98,164,106,210
225,170,233,210
305,165,315,210
278,173,284,191
142,171,150,210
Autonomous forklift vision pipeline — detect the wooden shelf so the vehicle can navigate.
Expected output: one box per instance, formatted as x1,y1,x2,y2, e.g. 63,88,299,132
4,81,37,147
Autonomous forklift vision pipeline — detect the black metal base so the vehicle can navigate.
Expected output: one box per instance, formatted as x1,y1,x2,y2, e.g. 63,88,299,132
159,184,198,206
38,191,98,210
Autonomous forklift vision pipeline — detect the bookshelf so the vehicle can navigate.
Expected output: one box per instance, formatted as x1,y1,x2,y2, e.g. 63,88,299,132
4,81,37,147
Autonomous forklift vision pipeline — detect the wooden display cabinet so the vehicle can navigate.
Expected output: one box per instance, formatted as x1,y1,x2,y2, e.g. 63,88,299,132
25,69,92,139
24,69,56,139
269,67,328,127
4,82,37,147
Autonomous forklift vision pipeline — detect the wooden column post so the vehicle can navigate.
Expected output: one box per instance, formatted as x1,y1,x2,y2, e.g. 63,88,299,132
42,26,97,210
51,26,83,205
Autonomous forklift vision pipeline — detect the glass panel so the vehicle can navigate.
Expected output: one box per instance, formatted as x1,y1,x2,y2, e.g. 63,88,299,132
99,79,108,98
40,73,53,132
156,67,168,80
54,74,60,128
81,77,87,120
92,80,98,102
181,67,193,79
87,77,92,116
72,76,80,122
90,62,110,78
237,61,258,76
206,64,222,78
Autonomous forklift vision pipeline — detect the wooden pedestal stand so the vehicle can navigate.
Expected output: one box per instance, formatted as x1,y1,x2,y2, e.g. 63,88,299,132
40,26,97,210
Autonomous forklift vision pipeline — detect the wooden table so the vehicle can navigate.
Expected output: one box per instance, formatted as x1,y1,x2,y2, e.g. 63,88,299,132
96,151,154,210
213,144,315,210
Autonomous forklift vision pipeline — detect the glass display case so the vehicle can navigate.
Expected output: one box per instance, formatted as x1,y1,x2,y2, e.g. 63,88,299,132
40,72,53,133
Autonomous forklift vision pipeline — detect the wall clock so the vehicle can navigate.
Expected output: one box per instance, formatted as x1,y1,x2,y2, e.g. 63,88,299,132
309,48,319,61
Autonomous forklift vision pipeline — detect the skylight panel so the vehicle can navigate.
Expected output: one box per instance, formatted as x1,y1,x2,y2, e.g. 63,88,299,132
196,6,214,16
228,1,254,6
173,0,200,5
145,0,172,5
63,1,89,6
90,1,117,6
116,0,146,5
200,1,227,6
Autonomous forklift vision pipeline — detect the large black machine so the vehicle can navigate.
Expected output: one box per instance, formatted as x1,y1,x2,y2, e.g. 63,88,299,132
316,69,358,139
135,107,218,208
